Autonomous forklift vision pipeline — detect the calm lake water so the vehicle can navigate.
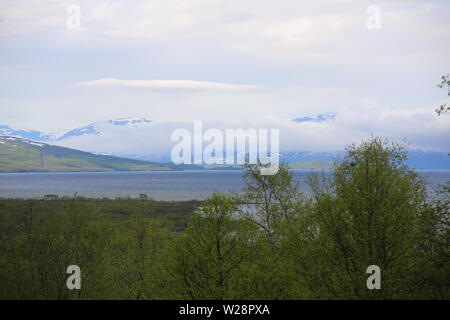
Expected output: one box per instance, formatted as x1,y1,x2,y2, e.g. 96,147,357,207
0,170,449,201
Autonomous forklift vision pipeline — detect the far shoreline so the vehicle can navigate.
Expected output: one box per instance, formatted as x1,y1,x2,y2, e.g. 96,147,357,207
1,168,450,174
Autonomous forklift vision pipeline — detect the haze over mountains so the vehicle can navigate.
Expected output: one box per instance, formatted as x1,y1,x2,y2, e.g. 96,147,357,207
1,114,449,169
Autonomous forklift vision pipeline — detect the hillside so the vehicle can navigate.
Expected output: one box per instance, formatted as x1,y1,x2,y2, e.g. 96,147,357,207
0,136,174,173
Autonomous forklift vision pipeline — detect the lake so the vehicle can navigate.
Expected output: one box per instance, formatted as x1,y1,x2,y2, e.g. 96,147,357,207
0,169,449,201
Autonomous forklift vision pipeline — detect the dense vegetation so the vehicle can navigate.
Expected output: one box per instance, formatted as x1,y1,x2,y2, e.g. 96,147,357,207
0,138,448,299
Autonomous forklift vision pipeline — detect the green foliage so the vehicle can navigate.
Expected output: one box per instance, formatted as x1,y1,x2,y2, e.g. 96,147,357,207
0,137,448,299
285,138,446,299
163,194,257,299
232,162,307,299
411,182,450,298
0,197,198,299
237,162,302,238
436,73,450,116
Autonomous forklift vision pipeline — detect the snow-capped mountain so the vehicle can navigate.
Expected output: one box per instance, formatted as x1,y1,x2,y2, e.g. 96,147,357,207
56,118,153,141
291,112,336,123
1,114,335,144
0,125,57,142
1,115,449,169
0,136,47,148
0,118,154,142
1,115,340,160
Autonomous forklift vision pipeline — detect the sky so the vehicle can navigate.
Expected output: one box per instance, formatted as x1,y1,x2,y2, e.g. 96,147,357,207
0,0,449,152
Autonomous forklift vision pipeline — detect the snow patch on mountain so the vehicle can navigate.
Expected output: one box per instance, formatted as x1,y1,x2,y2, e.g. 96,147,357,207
57,117,153,141
0,125,55,141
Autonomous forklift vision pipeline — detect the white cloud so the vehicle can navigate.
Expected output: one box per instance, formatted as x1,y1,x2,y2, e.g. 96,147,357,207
72,78,266,91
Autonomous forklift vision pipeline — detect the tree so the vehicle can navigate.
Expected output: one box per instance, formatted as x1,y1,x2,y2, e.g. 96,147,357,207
436,74,450,116
236,162,302,241
232,162,306,299
165,193,255,299
286,137,427,299
411,182,450,299
103,196,170,299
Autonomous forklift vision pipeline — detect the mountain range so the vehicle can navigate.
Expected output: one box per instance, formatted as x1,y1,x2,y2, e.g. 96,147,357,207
1,115,340,143
0,117,154,142
0,114,448,169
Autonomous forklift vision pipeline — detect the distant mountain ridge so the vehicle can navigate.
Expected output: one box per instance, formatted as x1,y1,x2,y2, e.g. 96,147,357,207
0,136,448,172
1,113,335,143
281,150,449,170
56,118,153,141
0,125,57,142
0,117,154,142
120,150,450,170
1,115,449,169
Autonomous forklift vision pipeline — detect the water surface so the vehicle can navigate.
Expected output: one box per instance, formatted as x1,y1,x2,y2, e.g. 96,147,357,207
0,169,448,201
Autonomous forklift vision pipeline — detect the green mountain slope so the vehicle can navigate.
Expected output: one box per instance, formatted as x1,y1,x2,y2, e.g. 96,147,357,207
0,136,174,172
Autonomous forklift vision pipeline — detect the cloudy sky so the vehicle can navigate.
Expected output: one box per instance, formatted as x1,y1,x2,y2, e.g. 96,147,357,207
0,0,449,152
